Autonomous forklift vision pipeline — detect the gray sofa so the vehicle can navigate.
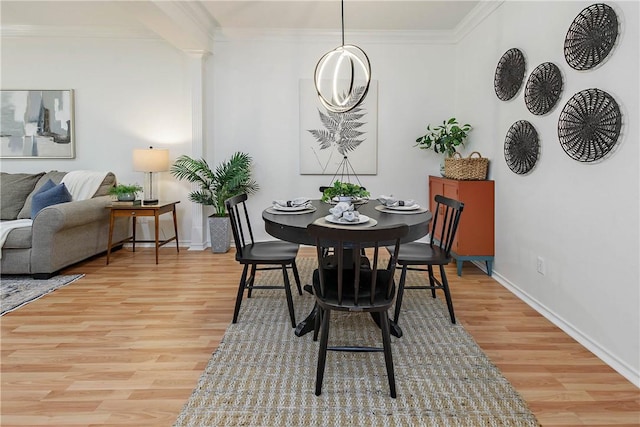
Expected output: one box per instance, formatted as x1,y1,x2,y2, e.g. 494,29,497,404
1,171,130,278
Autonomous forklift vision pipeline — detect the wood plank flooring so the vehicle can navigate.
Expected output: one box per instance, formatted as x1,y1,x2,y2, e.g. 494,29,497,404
1,247,638,426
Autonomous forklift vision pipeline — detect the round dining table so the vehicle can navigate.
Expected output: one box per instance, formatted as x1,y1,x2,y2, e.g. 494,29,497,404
263,199,432,338
263,199,431,246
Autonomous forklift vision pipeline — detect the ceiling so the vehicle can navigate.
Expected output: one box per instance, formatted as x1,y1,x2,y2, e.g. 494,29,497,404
1,1,483,50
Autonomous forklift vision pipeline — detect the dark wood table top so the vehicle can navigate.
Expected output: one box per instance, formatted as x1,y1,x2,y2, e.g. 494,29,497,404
263,200,431,246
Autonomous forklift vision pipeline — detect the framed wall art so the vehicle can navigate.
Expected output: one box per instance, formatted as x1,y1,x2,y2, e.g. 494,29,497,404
0,89,75,159
299,79,378,175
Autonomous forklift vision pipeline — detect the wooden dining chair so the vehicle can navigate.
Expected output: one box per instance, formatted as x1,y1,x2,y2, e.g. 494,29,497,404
388,194,464,325
225,193,302,328
307,222,408,398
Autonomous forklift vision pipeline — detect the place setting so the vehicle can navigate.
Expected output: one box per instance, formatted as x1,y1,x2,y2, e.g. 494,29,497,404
265,197,316,215
375,195,429,214
314,201,377,228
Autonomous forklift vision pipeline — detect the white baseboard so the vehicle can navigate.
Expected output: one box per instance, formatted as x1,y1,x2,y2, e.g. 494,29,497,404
479,261,640,388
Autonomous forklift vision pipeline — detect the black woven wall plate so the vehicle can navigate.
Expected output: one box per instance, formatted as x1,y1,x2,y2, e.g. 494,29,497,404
557,88,621,162
564,3,619,71
504,120,539,175
525,62,563,115
494,48,526,101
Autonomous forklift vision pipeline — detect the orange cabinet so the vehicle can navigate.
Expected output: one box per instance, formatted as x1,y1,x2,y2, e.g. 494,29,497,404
429,176,494,276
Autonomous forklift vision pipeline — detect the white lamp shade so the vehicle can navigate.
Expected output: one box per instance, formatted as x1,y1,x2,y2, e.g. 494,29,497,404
133,148,170,172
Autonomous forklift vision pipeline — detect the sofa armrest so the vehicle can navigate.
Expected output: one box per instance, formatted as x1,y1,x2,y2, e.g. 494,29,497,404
32,196,112,232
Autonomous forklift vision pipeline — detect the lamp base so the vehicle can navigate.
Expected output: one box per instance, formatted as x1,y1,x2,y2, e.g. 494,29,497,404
142,198,159,205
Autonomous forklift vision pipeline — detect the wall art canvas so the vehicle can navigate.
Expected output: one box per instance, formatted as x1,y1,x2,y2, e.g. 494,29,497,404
1,89,75,158
299,79,377,175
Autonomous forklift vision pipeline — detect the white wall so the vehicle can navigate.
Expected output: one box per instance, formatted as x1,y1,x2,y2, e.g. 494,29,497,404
455,1,639,385
0,36,193,242
210,33,459,238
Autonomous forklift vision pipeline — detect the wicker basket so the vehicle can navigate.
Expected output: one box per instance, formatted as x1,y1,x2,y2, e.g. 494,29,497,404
444,151,489,180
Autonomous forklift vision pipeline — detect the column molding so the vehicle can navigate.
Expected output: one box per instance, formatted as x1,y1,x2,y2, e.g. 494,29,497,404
186,50,210,250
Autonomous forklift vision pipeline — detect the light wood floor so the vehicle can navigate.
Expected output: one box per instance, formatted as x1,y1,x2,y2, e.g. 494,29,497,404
1,247,638,426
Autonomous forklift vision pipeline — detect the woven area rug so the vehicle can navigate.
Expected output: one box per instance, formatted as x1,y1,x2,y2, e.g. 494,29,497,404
0,274,84,315
175,258,539,426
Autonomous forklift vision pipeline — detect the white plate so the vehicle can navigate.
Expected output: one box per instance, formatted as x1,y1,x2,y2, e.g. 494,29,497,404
272,204,312,212
384,204,420,211
325,214,370,225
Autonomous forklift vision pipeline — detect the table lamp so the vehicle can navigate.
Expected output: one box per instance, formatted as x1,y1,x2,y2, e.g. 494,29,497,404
133,146,169,205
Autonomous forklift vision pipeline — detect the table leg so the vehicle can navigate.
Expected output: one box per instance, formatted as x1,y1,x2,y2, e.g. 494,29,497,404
106,211,115,265
132,217,137,252
154,211,160,264
172,206,179,252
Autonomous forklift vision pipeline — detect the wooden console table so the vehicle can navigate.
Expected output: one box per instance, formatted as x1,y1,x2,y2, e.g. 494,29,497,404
106,201,180,265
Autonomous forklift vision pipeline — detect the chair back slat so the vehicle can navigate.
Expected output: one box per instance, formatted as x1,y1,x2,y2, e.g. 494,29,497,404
225,193,256,258
308,223,408,308
430,194,464,257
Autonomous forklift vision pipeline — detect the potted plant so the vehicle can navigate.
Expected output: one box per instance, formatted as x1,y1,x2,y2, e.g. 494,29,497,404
109,183,143,201
415,118,471,155
321,181,370,203
170,151,259,253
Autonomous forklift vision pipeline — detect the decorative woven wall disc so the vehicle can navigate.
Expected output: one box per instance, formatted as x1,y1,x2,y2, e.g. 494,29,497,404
525,62,563,115
564,3,619,71
494,48,526,101
557,88,621,162
504,120,539,175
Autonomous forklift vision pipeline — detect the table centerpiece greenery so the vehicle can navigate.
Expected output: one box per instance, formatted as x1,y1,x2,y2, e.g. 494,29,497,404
321,180,370,203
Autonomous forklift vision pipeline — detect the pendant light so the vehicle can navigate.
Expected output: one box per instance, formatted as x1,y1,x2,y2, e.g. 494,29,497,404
314,0,371,113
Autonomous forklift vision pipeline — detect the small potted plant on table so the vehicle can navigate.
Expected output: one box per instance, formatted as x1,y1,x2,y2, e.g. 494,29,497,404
321,181,370,203
109,183,143,202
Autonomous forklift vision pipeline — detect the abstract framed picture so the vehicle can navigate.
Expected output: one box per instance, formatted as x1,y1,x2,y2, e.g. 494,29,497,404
1,89,75,159
299,79,377,175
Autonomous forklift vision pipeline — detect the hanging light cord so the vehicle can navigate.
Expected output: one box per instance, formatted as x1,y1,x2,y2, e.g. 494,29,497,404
341,0,345,47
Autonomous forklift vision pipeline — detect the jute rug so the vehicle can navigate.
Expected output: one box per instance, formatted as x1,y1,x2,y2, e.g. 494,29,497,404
175,258,539,426
0,274,84,315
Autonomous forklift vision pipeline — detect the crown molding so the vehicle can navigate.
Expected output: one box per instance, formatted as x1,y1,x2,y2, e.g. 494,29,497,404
213,28,458,45
0,25,159,40
453,0,504,43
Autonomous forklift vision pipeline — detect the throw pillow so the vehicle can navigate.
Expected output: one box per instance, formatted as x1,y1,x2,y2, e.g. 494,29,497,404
0,172,45,220
31,180,73,218
17,170,67,219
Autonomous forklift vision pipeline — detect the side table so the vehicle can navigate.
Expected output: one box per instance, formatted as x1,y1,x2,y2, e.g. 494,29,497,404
106,201,180,265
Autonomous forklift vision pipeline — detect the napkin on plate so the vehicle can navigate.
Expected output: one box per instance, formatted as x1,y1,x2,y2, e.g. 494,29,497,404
329,201,359,221
377,195,416,207
273,197,310,208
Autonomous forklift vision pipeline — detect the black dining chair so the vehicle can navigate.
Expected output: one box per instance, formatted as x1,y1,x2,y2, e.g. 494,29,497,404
225,193,302,328
307,222,408,398
388,194,464,325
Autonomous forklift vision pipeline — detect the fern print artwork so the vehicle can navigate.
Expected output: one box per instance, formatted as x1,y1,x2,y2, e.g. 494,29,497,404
299,80,377,175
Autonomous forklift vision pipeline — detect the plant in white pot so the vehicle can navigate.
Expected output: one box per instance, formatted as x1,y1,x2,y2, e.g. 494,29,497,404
170,152,259,253
415,118,472,175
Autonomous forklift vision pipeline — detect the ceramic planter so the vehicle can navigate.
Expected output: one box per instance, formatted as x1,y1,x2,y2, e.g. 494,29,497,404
208,215,231,253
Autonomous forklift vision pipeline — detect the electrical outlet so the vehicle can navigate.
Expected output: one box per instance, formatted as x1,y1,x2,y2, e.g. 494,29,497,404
536,256,545,275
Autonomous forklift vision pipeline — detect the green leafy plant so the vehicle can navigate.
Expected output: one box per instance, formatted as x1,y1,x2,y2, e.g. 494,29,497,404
321,181,370,202
415,118,472,157
170,151,259,217
109,183,143,197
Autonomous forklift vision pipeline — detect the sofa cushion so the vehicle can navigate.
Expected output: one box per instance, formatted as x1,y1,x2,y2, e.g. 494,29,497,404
31,181,73,218
2,224,32,249
0,172,45,220
17,171,67,219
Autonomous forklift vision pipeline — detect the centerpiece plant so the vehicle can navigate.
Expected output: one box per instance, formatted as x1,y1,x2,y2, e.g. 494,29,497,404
321,180,370,203
170,151,259,253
